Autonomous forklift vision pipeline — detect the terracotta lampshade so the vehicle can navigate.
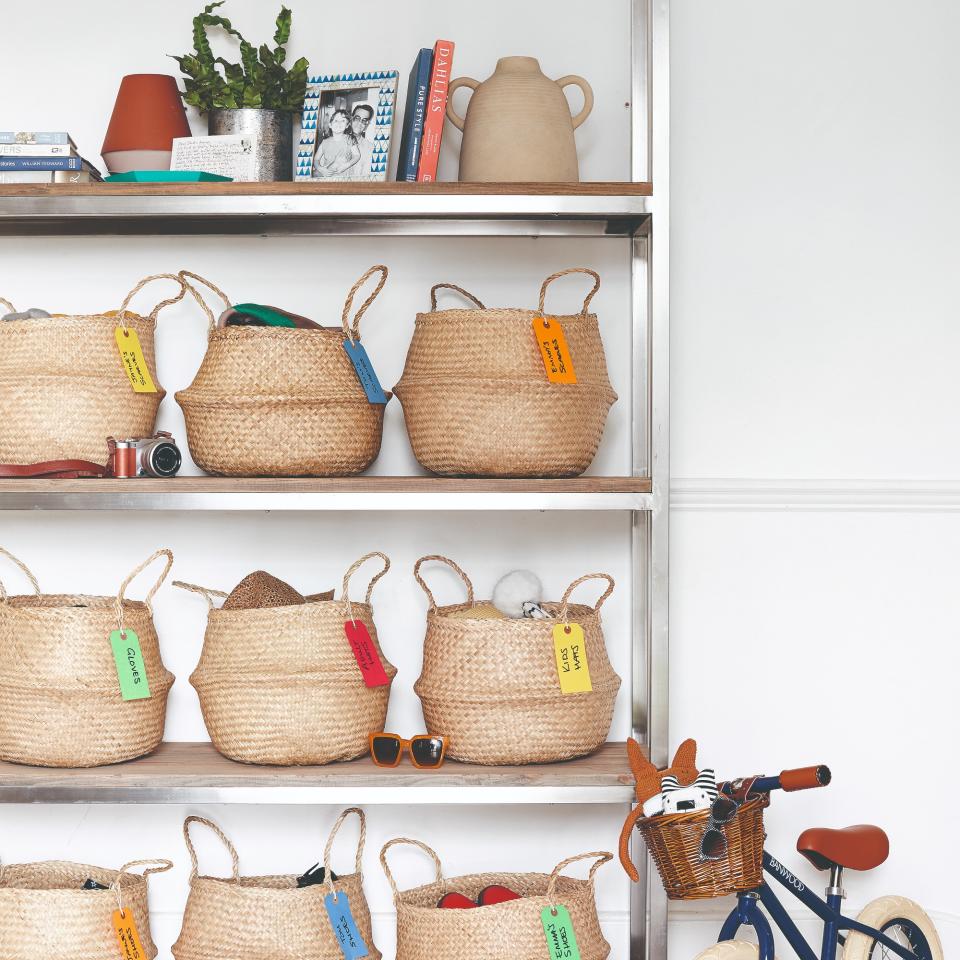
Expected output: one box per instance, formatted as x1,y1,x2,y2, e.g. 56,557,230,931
101,74,191,173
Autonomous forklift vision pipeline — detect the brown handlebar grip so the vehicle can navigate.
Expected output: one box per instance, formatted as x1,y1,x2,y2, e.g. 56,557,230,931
780,765,831,791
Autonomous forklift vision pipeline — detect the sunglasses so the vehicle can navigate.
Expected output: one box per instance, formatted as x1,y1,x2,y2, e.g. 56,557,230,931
369,733,447,769
699,796,740,861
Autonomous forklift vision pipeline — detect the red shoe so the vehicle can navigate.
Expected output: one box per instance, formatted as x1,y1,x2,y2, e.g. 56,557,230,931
437,892,478,909
477,884,522,906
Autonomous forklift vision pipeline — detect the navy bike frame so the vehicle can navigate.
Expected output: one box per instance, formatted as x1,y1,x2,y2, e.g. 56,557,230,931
717,851,919,960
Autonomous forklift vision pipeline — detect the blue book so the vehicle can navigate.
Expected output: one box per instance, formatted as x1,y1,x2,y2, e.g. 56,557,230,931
0,131,73,145
0,156,83,170
396,48,433,182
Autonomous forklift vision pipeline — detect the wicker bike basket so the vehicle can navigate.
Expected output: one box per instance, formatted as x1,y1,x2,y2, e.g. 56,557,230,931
174,552,396,765
0,857,172,960
175,267,391,477
381,838,612,960
412,555,621,765
0,547,175,768
393,268,617,477
0,273,189,464
173,811,381,960
637,794,770,900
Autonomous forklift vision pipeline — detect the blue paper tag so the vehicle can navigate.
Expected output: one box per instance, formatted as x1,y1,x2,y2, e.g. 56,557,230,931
342,340,387,404
324,891,370,960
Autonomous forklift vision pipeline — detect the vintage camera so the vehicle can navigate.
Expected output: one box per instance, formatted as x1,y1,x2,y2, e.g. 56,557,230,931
107,433,182,479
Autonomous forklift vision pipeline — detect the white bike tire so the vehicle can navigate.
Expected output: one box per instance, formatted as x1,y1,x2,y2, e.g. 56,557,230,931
692,941,769,960
841,896,943,960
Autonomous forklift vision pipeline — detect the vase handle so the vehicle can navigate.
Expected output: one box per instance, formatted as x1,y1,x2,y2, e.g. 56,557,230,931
557,75,594,129
446,77,479,132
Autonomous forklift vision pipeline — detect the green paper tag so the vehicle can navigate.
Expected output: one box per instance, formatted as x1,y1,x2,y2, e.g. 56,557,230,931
541,905,582,960
109,629,151,701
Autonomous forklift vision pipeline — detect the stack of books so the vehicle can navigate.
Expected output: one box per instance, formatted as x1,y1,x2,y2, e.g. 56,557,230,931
396,41,455,183
0,132,102,184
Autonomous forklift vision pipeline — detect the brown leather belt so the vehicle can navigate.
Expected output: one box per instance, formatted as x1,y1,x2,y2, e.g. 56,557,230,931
0,460,108,479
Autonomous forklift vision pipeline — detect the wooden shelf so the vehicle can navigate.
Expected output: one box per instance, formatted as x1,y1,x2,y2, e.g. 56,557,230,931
0,741,636,805
0,181,652,198
0,181,652,237
0,476,653,511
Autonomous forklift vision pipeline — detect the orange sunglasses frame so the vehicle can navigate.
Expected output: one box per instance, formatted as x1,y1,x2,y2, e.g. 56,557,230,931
368,733,448,769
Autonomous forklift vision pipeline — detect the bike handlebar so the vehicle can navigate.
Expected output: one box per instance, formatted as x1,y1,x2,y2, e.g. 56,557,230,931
780,765,831,791
721,765,831,797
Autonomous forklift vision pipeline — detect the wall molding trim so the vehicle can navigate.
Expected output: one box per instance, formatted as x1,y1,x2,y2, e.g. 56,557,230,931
671,478,960,512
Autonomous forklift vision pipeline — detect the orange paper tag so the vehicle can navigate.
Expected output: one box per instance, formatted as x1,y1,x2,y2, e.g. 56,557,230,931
112,909,148,960
114,326,157,393
533,315,578,384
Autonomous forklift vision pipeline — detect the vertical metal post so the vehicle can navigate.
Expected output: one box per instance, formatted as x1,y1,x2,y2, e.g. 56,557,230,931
630,0,669,959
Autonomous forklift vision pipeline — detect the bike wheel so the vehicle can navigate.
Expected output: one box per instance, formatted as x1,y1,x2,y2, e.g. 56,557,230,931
842,896,943,960
693,941,771,960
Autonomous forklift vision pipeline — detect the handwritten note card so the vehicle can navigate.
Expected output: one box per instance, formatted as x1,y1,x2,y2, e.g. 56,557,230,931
171,135,258,181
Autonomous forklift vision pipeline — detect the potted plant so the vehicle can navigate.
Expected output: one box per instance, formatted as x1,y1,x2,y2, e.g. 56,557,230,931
172,1,309,181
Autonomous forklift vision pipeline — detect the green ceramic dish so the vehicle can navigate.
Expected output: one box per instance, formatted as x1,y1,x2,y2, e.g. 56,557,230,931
104,171,233,182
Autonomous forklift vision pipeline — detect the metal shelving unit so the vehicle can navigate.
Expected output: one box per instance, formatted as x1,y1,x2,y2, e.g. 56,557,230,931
0,2,668,957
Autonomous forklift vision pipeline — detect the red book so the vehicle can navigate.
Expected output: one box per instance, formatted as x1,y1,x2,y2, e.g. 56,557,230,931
416,40,455,182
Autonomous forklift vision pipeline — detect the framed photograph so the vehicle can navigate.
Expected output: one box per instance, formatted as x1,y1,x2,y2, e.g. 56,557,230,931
297,71,399,182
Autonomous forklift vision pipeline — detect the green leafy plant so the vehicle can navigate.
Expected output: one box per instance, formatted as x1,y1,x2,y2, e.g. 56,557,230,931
172,2,309,112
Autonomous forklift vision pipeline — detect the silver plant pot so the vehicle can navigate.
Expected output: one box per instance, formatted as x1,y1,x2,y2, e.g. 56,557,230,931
208,108,293,182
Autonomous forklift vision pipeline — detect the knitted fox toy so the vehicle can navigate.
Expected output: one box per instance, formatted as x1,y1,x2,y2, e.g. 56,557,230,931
618,738,699,881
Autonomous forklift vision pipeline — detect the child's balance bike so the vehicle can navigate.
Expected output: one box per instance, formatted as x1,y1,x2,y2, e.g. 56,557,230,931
693,766,942,960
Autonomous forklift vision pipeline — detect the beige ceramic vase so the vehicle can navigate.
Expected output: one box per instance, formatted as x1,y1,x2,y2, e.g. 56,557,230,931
446,56,593,183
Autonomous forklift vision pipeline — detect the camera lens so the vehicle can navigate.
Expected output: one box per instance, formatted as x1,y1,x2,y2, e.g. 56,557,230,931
142,441,182,478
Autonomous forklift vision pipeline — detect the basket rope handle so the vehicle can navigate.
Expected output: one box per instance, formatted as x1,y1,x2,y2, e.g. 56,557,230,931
545,851,613,902
379,837,445,904
413,555,475,611
342,552,390,625
0,547,41,602
172,580,230,610
114,549,174,637
537,267,601,318
429,283,485,311
178,270,233,334
184,816,241,882
0,298,15,314
116,273,189,330
341,265,388,345
558,573,615,624
111,859,174,915
323,807,367,899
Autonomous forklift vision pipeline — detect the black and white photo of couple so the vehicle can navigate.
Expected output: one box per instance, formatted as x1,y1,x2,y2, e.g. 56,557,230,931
312,91,377,180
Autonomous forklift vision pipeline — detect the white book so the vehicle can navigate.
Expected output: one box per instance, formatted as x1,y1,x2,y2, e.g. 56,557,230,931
0,143,76,157
0,170,92,184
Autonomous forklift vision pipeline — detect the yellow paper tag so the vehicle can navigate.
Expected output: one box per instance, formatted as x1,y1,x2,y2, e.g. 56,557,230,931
533,315,578,384
553,622,593,694
112,909,148,960
114,327,157,393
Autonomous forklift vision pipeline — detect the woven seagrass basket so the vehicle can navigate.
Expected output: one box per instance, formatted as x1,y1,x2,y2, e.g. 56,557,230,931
0,274,189,464
637,794,770,900
0,547,175,768
0,857,171,960
381,838,612,960
176,267,391,477
173,811,381,960
175,552,395,765
412,555,621,765
393,268,617,477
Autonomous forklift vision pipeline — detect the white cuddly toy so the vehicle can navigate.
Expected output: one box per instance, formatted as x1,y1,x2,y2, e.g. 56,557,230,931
492,570,552,619
642,768,719,817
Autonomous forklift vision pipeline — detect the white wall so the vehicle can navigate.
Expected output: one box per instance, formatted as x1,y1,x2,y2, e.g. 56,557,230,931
671,0,960,955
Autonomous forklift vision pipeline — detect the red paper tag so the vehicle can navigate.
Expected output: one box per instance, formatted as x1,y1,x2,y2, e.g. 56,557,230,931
344,620,390,687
